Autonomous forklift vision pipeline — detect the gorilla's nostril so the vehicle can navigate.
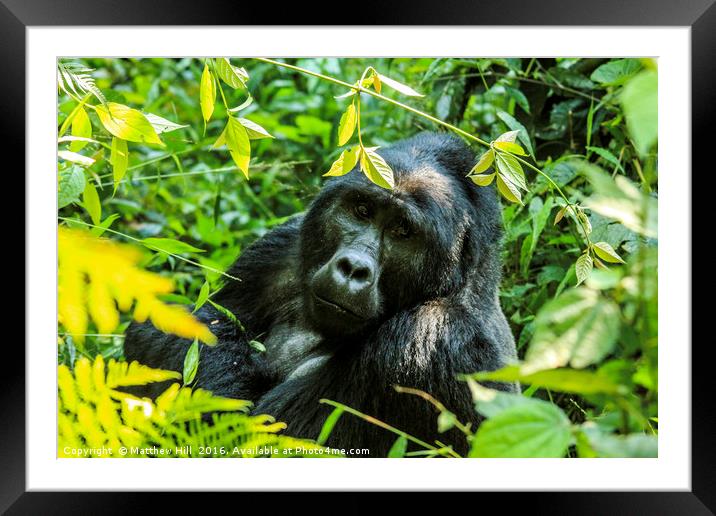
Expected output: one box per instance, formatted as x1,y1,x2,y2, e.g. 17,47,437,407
334,252,375,284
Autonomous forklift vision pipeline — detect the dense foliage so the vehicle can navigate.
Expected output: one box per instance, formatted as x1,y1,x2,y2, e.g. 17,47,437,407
57,57,657,458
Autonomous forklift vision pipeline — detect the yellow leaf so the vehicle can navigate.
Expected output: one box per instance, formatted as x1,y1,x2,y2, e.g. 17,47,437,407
470,173,496,187
82,180,101,225
496,174,523,204
360,147,394,189
221,117,251,179
95,102,164,146
58,228,216,344
337,102,357,146
110,137,129,192
324,146,360,177
200,63,215,123
70,107,92,151
471,149,494,175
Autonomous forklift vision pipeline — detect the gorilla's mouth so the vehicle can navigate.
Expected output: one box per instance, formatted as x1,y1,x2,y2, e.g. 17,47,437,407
313,294,365,320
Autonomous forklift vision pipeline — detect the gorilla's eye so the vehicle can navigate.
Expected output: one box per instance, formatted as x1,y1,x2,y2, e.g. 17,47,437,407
393,220,412,239
354,203,371,219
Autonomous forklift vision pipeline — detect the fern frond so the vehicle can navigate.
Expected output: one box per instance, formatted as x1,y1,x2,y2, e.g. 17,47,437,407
58,356,336,458
58,227,216,344
57,60,108,108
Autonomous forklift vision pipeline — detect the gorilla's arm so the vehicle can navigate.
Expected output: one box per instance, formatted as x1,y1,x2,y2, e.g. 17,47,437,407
254,298,517,457
122,217,303,399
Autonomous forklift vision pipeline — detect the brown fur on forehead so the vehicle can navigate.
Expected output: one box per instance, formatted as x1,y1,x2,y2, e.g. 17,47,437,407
393,164,455,205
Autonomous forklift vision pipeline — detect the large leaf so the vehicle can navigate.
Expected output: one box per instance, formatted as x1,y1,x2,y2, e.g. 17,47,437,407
621,69,657,156
469,399,571,458
590,58,642,86
469,365,626,396
360,147,395,189
524,288,620,372
95,102,164,146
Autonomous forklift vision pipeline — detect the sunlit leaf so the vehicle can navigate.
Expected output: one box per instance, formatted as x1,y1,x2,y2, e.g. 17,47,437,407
360,147,395,189
337,102,357,146
237,118,273,140
470,149,494,174
82,180,101,225
470,172,496,187
141,237,206,255
143,112,189,134
324,146,360,177
575,253,593,285
200,63,216,123
58,166,86,209
70,107,92,151
377,73,424,97
494,141,526,155
110,137,128,192
496,174,522,204
58,150,95,167
95,102,164,146
213,58,248,89
592,241,625,264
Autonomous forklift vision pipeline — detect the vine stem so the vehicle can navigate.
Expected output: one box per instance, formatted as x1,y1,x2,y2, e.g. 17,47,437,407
254,57,592,247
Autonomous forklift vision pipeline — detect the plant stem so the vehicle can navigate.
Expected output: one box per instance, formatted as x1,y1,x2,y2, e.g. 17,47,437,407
255,58,591,247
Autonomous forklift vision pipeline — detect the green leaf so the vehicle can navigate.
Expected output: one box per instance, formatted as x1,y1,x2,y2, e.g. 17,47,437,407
590,58,642,86
212,58,248,89
110,137,128,192
324,146,360,177
200,63,216,123
214,117,251,179
495,130,520,143
89,213,120,238
469,401,571,458
575,253,593,285
470,149,494,174
360,147,395,189
554,205,568,225
58,166,86,208
496,174,523,204
580,163,657,238
248,340,266,353
142,112,189,134
141,237,206,255
228,96,254,113
387,436,408,458
437,411,457,433
376,73,424,97
95,102,164,146
337,102,357,146
464,379,533,419
82,179,101,225
58,150,94,167
237,118,273,140
525,288,621,372
496,111,535,156
504,86,530,114
578,425,657,458
494,141,526,156
621,70,657,156
592,241,625,264
182,338,200,386
193,280,211,313
495,153,527,191
586,146,624,173
470,365,626,396
469,173,496,187
70,107,92,151
316,407,345,446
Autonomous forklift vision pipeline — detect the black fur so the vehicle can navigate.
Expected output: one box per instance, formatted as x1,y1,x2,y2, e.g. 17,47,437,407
124,132,517,456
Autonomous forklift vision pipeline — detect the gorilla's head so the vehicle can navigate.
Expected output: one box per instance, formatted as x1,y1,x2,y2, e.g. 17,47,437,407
299,132,503,338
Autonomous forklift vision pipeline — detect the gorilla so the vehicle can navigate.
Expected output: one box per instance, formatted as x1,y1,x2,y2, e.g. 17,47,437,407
124,132,518,457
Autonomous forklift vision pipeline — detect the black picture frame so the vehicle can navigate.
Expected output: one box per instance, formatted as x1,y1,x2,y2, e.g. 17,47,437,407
3,0,708,512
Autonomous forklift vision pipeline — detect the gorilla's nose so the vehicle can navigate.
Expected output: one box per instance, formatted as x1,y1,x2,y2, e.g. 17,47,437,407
332,250,376,288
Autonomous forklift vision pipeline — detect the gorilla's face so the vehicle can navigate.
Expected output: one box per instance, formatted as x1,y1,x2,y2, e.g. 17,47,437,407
299,145,479,338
